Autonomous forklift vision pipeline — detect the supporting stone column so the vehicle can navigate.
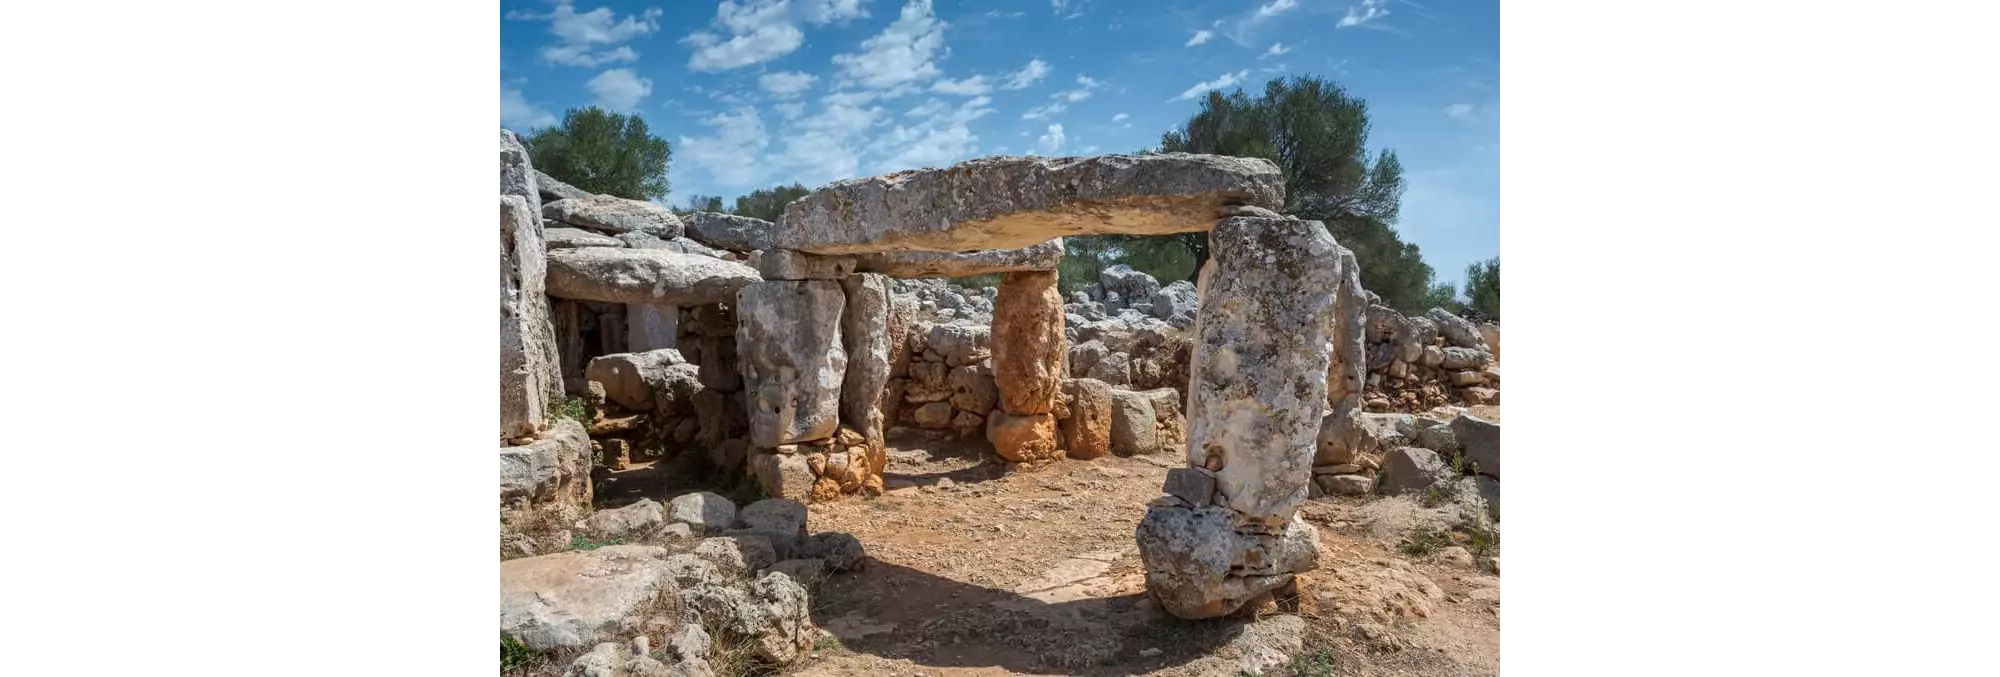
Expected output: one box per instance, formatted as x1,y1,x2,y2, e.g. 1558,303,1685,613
501,194,562,440
1135,214,1363,619
985,269,1066,465
736,256,853,502
839,273,891,493
625,303,678,352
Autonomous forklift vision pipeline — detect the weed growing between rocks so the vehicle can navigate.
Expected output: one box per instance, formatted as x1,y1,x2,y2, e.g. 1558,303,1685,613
1287,647,1338,677
1399,527,1451,558
553,397,590,426
569,533,626,551
501,635,538,671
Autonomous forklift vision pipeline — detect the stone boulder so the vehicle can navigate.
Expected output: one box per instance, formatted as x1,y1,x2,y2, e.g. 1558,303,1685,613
748,451,816,503
574,498,667,542
500,545,678,652
947,364,997,414
693,534,778,575
776,154,1286,253
1060,378,1113,459
668,492,737,534
1314,404,1364,466
585,349,688,411
1426,308,1489,351
1099,264,1162,304
683,211,774,253
735,499,810,557
852,239,1064,277
1451,415,1500,478
991,270,1065,414
546,227,625,249
1108,389,1158,456
1439,347,1492,371
679,572,816,664
532,168,591,202
1134,507,1320,619
928,323,991,367
545,194,686,238
499,419,591,507
1379,447,1454,495
545,248,759,306
1149,279,1199,322
796,532,867,572
736,281,846,448
500,130,540,217
985,411,1061,464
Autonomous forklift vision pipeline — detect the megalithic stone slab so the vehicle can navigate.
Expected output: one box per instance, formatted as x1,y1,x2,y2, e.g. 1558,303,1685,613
736,281,846,447
1186,215,1356,521
502,194,562,439
850,239,1065,278
991,270,1065,415
776,154,1285,254
545,247,760,305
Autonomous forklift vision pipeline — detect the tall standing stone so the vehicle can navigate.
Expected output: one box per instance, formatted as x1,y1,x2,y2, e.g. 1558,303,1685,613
1137,214,1355,620
990,270,1064,415
500,130,541,218
839,273,891,447
502,194,561,439
736,281,846,448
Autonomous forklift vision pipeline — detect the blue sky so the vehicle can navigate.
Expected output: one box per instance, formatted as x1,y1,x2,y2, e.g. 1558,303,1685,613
501,0,1497,286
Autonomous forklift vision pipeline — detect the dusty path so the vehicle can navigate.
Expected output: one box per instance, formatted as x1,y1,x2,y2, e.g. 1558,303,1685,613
771,427,1500,677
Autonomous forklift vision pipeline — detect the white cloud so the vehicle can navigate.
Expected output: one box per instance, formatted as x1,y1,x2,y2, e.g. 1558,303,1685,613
684,0,870,72
1002,58,1051,90
759,71,819,98
930,75,993,96
507,2,663,68
1261,42,1290,59
904,99,948,119
1048,74,1101,103
1036,123,1065,155
1254,0,1299,20
586,68,653,111
1445,103,1476,120
1338,0,1390,29
772,101,807,119
501,88,557,130
832,0,946,92
1185,30,1213,46
1082,145,1099,153
873,96,993,171
1171,70,1250,101
1021,101,1067,120
1112,112,1131,128
677,106,771,188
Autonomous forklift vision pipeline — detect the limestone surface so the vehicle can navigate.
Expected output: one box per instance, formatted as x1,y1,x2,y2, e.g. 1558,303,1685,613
839,274,891,442
1060,378,1113,459
991,270,1065,415
1133,506,1320,619
851,239,1064,277
500,545,677,651
545,248,759,306
502,194,563,438
544,194,686,238
735,281,846,447
776,154,1285,253
683,211,774,253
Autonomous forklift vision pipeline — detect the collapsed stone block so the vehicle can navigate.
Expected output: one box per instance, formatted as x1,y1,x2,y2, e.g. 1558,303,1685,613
1059,378,1113,460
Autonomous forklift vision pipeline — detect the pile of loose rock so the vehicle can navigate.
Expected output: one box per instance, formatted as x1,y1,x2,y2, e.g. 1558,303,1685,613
501,494,866,676
1362,304,1502,411
1310,406,1501,519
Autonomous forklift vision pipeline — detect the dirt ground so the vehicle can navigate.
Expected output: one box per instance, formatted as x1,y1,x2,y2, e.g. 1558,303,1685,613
768,416,1501,677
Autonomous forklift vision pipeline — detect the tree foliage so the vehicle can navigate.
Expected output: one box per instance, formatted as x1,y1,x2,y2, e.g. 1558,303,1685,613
729,183,811,222
524,107,671,202
1463,257,1499,320
682,194,725,214
1150,75,1449,314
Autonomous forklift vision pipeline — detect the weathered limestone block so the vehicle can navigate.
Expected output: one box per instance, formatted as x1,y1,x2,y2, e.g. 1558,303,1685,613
1108,389,1158,456
851,239,1064,277
985,411,1061,464
1379,447,1453,495
1439,347,1492,371
1426,308,1489,351
544,194,686,238
500,130,541,217
545,227,624,249
1326,247,1369,409
1477,323,1500,361
776,154,1286,254
911,401,954,428
584,349,687,411
1134,506,1320,619
754,249,856,280
532,168,590,202
502,194,563,439
545,248,759,305
498,419,591,508
1060,378,1113,460
1186,215,1356,521
928,323,991,367
736,281,846,447
885,292,916,379
991,270,1065,415
839,273,891,443
947,364,997,414
684,211,774,253
749,449,816,502
626,303,677,352
1313,402,1364,466
1451,415,1500,478
500,545,677,651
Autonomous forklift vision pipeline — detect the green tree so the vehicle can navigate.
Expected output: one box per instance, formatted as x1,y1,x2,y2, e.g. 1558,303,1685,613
1156,75,1445,314
1463,257,1499,320
730,183,811,222
683,194,724,213
524,107,672,202
1420,282,1463,314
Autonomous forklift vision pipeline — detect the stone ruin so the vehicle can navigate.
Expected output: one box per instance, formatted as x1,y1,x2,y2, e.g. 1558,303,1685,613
500,130,1497,622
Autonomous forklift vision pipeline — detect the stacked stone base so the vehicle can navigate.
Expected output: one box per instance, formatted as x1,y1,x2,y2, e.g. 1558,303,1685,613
1135,495,1320,619
748,426,887,502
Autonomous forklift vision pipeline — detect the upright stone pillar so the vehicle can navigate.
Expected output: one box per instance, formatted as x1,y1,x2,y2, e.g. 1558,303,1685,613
1135,214,1362,619
839,274,891,480
985,269,1066,464
626,303,678,352
501,194,561,440
735,281,845,448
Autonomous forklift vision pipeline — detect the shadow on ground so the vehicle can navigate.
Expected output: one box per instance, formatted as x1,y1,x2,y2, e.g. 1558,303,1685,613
809,559,1276,675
